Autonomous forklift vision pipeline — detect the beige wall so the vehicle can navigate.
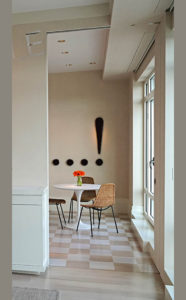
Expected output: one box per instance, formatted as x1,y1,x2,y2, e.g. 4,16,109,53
12,53,48,187
12,5,110,189
49,71,130,214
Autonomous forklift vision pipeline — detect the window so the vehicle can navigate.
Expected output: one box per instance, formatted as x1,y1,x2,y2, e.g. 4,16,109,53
144,72,155,225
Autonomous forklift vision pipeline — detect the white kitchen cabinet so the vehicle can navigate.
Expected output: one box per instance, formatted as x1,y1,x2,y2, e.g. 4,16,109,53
12,186,49,274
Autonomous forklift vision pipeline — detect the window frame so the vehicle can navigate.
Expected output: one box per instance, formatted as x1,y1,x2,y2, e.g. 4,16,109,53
143,71,155,226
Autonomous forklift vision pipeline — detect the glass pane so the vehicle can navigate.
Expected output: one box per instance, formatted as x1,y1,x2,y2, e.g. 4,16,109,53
145,102,148,189
147,101,150,191
143,73,155,225
150,198,154,218
145,82,148,96
150,75,155,92
144,194,148,214
150,99,154,194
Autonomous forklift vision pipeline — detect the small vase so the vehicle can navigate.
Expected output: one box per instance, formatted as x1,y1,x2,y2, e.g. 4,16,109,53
77,176,82,186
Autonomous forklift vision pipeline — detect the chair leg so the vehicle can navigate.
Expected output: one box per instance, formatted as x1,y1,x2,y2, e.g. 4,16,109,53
60,203,66,224
98,209,102,229
93,209,95,225
56,203,63,230
89,208,93,237
68,200,72,223
111,206,118,233
98,210,100,229
76,206,83,231
71,200,73,219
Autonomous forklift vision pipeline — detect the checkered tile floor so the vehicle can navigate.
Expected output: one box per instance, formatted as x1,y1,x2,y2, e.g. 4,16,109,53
49,212,159,273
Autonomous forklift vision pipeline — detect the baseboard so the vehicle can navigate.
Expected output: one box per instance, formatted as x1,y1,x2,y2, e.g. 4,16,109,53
12,255,49,274
12,262,48,274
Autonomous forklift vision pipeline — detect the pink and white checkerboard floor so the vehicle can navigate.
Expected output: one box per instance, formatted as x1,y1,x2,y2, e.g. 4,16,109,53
49,212,158,274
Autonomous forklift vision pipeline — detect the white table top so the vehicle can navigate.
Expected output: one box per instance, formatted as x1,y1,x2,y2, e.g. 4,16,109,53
54,183,101,191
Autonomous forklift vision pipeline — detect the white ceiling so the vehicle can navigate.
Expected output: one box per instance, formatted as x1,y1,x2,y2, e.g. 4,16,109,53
47,28,109,73
12,0,172,78
12,0,109,13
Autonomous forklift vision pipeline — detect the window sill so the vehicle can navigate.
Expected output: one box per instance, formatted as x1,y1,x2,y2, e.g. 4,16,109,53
131,206,154,252
165,285,174,300
165,268,174,285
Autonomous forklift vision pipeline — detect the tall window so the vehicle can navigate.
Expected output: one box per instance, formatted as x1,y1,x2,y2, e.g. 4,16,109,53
144,72,155,225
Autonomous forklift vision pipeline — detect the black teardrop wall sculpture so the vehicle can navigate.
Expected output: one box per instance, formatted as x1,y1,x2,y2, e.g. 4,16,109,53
52,159,60,166
95,117,104,154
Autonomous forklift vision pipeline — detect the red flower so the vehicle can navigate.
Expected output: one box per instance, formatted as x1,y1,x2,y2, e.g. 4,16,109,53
73,170,85,177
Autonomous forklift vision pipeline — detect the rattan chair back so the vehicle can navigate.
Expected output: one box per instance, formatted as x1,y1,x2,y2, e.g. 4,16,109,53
71,176,96,202
93,183,115,208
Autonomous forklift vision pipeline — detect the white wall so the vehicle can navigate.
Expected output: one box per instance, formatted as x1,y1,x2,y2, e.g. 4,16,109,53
49,71,130,214
153,12,174,286
0,0,11,298
132,81,144,208
164,12,174,283
130,12,174,286
12,53,48,187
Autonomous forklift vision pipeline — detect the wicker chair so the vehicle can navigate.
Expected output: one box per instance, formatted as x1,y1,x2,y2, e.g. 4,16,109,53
76,183,118,237
49,198,66,230
68,176,96,223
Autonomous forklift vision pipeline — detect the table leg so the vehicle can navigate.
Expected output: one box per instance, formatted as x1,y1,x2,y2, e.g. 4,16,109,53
64,189,90,230
74,189,83,222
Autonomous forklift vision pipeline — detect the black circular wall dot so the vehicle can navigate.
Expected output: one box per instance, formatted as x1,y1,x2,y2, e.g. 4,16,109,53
66,159,74,166
52,159,60,166
81,159,88,166
96,159,103,166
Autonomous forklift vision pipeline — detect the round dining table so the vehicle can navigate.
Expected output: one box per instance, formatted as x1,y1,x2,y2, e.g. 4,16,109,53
53,183,101,230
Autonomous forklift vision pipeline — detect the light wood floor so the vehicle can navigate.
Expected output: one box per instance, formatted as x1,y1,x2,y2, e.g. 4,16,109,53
12,267,165,300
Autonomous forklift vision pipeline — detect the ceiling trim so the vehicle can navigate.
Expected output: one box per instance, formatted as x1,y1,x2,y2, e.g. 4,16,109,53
12,0,110,13
47,25,110,34
12,4,110,25
133,36,155,73
134,43,155,81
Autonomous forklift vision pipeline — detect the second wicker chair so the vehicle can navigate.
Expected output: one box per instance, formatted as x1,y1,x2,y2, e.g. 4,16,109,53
68,176,96,223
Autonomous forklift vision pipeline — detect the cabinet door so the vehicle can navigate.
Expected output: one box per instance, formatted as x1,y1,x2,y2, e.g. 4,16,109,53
12,205,43,266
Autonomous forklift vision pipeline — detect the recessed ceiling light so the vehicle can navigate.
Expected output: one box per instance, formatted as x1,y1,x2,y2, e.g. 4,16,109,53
148,21,160,25
89,62,96,65
154,21,160,25
61,51,69,54
57,39,66,43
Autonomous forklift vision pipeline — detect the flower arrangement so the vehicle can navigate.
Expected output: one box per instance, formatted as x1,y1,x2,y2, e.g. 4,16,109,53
73,170,85,186
73,170,85,177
